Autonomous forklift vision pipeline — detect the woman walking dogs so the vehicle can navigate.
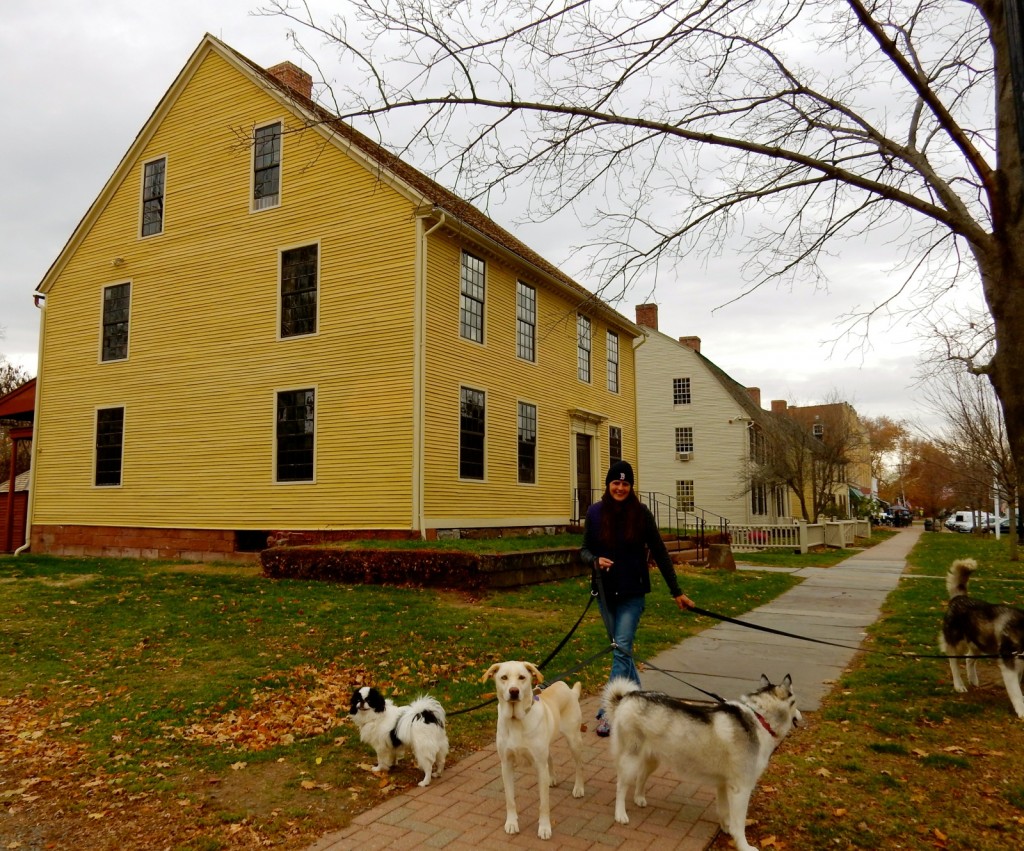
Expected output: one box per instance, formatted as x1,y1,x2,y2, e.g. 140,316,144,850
580,460,695,736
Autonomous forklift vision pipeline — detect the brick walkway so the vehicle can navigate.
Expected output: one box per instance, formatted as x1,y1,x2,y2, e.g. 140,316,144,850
307,527,919,850
308,693,721,850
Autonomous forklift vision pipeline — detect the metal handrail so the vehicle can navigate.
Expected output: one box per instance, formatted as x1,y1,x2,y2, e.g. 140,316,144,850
571,489,730,564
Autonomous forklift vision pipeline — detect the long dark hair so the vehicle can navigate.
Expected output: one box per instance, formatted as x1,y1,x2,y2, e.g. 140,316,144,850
597,486,646,547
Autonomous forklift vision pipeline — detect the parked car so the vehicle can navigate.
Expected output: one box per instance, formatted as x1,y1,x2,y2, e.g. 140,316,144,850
982,516,1020,535
945,509,994,533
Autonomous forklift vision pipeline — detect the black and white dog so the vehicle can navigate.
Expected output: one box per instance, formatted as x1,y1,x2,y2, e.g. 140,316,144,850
349,686,449,786
604,675,801,851
940,558,1024,718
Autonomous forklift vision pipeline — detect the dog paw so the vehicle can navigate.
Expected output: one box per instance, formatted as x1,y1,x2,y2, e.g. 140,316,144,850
572,784,584,799
614,811,630,825
634,794,647,808
538,823,552,840
953,684,968,693
504,819,519,835
418,778,431,787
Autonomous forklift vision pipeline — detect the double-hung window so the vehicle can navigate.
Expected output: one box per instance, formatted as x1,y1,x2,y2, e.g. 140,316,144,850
280,244,318,337
460,386,486,479
751,483,768,515
606,331,619,392
276,388,315,482
253,122,282,210
577,315,591,383
460,251,485,343
101,282,130,362
95,407,125,487
675,427,694,453
516,281,536,362
676,480,695,512
609,426,622,465
518,402,537,484
673,377,691,405
141,157,165,236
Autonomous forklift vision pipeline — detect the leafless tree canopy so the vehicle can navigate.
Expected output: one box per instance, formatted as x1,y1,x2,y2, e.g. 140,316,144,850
265,0,1024,478
267,0,1006,306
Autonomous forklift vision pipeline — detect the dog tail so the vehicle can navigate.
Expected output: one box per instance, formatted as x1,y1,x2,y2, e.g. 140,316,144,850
602,677,639,722
946,558,978,599
394,696,447,744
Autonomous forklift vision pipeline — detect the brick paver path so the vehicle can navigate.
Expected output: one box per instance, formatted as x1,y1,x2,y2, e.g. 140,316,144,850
308,694,721,850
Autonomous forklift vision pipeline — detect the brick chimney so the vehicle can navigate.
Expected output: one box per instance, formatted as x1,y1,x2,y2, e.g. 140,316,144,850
678,336,701,353
771,399,788,414
267,62,313,99
746,387,761,408
635,303,658,330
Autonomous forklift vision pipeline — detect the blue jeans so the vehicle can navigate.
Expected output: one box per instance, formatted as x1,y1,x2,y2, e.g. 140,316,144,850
598,593,646,689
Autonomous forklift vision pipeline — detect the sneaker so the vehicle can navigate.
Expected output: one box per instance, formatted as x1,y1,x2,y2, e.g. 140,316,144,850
596,719,611,737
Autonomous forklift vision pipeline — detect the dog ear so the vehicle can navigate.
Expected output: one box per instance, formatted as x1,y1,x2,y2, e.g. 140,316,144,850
759,674,771,688
525,662,544,685
782,673,793,688
482,663,501,683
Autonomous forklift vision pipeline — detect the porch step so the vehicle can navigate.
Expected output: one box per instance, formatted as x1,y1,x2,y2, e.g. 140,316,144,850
661,536,701,565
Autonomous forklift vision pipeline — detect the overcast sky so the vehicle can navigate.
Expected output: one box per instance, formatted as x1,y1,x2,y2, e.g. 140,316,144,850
2,0,972,426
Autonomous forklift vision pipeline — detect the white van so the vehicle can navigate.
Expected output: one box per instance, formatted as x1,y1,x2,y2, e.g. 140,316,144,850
944,509,993,533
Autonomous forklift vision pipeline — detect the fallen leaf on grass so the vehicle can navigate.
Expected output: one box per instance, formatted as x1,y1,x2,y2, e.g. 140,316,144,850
230,761,247,771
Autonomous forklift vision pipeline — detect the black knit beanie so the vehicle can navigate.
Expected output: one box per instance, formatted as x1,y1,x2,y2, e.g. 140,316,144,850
605,460,634,487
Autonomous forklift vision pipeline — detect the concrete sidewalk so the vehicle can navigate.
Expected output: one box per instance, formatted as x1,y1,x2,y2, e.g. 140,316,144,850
307,526,922,851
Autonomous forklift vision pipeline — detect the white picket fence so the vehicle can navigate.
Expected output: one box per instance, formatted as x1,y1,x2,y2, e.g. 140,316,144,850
729,519,872,554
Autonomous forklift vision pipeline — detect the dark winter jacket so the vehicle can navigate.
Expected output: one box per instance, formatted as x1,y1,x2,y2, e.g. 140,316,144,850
579,499,682,599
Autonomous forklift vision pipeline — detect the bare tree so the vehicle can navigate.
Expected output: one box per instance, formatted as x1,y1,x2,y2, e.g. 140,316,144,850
0,356,31,481
266,0,1024,483
746,399,866,522
921,361,1018,555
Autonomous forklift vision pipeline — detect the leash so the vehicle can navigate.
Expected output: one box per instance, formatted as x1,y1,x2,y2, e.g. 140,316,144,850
447,592,603,718
593,564,727,703
537,593,596,671
687,604,1014,661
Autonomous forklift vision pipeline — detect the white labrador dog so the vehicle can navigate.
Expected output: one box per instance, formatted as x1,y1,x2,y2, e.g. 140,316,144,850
482,660,586,839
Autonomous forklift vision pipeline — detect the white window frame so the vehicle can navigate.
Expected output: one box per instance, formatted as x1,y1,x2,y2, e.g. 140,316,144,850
277,240,321,340
252,120,283,212
577,314,592,383
606,331,619,392
139,155,167,238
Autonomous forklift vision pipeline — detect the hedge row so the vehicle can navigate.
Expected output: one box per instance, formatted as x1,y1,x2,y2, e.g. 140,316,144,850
259,546,488,590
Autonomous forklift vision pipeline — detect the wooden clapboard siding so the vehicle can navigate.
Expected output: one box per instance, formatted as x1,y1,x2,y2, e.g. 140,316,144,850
421,235,636,524
31,34,640,546
635,330,757,523
34,48,417,530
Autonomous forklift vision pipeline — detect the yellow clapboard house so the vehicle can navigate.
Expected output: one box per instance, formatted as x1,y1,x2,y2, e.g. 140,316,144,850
29,35,639,560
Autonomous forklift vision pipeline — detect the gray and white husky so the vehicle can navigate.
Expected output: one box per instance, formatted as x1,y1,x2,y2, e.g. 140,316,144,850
940,557,1024,718
603,675,801,851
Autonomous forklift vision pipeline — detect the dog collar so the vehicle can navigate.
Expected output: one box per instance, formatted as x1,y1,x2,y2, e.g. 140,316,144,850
753,711,778,738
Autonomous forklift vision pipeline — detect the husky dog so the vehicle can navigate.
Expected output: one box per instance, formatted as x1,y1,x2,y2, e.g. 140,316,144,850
604,675,801,851
940,558,1024,718
349,686,449,786
482,661,586,840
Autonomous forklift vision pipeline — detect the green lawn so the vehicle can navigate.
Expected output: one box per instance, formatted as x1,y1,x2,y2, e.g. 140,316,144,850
0,548,798,849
